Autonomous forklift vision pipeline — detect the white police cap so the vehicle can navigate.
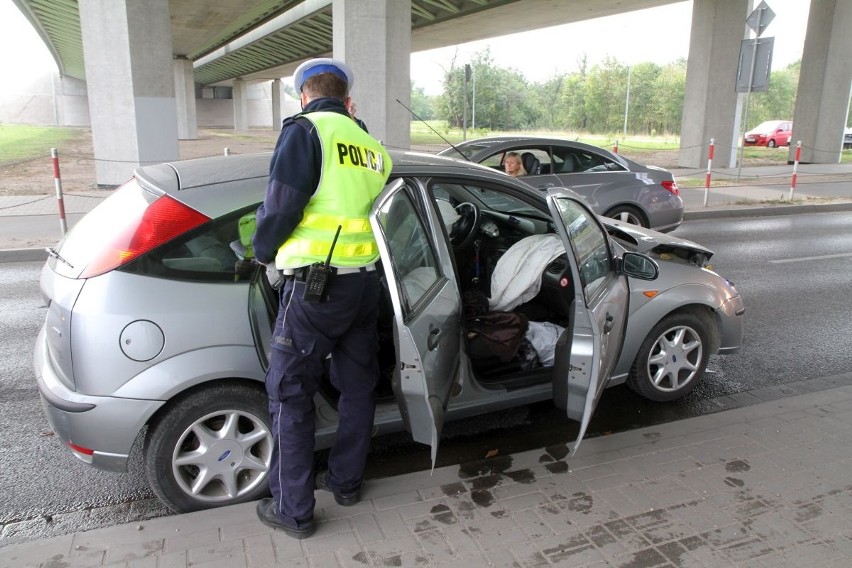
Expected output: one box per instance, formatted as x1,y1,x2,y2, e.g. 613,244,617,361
293,58,354,92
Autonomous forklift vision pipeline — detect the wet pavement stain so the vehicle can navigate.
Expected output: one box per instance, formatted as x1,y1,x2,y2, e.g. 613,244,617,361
545,461,569,474
566,492,594,513
491,509,507,518
610,547,669,567
542,533,596,563
643,432,662,441
505,468,536,484
382,554,402,566
471,489,494,507
471,473,501,491
458,455,513,479
456,501,476,519
794,501,822,523
429,503,456,525
413,519,432,533
725,459,751,473
544,443,570,461
725,477,745,487
352,551,369,564
734,498,774,518
439,482,466,497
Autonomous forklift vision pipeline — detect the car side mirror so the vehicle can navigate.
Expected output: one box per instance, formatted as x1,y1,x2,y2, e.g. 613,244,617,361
619,252,659,280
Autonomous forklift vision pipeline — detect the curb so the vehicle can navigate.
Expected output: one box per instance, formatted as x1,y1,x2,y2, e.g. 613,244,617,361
0,248,47,263
683,200,852,221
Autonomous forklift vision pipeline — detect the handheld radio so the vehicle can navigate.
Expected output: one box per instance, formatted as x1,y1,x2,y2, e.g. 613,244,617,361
302,225,342,303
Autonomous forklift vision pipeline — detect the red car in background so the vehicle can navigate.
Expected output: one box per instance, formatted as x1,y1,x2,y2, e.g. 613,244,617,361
743,120,793,147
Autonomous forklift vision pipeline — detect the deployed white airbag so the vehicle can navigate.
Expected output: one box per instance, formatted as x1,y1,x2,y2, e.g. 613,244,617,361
489,233,565,311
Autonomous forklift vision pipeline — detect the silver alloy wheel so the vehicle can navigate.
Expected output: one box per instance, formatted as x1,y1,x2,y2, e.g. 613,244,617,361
614,210,641,225
172,408,272,504
645,324,703,394
607,205,646,228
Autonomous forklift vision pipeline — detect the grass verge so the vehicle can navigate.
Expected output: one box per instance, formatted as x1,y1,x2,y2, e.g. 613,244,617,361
0,125,82,164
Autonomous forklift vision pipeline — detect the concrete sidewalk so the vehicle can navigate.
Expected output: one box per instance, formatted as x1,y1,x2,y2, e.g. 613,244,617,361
3,373,852,567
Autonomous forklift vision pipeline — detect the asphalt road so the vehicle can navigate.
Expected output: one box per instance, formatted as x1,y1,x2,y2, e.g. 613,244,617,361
2,210,852,545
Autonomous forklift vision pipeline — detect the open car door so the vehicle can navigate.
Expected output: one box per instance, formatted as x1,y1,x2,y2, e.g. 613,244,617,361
371,179,462,467
546,190,629,453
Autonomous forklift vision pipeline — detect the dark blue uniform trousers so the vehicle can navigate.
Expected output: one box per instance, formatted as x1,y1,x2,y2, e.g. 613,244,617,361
266,268,381,528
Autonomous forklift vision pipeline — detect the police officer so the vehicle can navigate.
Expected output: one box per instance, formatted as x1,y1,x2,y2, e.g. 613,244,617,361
252,58,392,539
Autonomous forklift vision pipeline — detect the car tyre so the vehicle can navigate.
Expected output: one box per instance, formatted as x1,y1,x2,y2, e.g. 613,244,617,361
605,205,647,228
767,139,777,148
143,383,273,513
627,310,717,402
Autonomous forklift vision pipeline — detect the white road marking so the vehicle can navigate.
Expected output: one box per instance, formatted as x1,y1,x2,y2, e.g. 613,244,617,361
769,252,852,264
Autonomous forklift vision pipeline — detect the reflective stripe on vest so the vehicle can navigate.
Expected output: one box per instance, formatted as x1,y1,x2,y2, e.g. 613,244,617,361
300,212,371,233
275,111,392,269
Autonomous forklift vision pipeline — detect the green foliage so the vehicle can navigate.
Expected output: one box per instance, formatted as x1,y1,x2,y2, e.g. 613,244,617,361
743,63,799,129
423,48,802,137
409,82,435,120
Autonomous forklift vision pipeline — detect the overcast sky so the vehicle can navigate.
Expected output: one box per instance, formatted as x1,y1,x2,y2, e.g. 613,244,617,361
1,0,811,95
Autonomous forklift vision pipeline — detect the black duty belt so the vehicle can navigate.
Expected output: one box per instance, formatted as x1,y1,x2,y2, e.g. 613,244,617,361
281,264,376,282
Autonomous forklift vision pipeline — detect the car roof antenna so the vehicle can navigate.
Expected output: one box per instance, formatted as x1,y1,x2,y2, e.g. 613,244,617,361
395,98,470,162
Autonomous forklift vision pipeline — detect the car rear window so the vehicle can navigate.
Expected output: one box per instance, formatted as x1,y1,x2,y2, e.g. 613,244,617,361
48,179,158,279
120,204,260,283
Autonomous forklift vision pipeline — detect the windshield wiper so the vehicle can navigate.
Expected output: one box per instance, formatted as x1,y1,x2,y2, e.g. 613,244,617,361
45,247,74,269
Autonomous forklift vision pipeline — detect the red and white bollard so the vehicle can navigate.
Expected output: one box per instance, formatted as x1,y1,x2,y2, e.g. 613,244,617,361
703,138,714,207
51,148,67,235
789,141,802,201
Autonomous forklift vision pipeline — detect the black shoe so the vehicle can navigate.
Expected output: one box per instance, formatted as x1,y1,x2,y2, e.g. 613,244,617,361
315,470,360,506
256,498,315,539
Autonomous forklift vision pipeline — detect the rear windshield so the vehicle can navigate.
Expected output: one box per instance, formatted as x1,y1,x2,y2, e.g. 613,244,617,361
48,180,157,279
437,144,485,160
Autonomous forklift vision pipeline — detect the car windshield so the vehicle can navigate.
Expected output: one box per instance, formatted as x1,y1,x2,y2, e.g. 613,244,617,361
434,182,544,217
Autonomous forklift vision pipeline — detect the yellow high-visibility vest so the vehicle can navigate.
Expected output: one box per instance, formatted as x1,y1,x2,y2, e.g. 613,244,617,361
275,111,392,269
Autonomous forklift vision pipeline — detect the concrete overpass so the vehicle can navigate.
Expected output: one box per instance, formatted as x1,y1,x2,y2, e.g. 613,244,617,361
11,0,852,186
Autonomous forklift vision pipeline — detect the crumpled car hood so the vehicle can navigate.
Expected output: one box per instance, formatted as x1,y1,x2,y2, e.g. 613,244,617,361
600,217,714,260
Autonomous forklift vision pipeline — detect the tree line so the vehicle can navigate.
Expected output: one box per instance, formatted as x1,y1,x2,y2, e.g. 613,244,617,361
410,48,803,136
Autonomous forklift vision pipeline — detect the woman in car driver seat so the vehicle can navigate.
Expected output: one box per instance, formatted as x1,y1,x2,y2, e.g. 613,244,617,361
504,152,527,177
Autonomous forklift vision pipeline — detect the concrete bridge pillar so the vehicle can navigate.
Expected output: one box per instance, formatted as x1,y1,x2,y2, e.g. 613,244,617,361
78,0,178,186
333,0,411,149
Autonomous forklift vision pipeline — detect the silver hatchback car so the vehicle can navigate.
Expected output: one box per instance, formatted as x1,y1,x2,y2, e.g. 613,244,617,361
34,151,743,513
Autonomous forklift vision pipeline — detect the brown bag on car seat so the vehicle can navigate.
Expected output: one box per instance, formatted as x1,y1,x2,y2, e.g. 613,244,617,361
465,311,529,363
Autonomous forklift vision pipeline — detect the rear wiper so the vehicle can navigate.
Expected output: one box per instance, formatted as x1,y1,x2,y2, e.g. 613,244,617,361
45,247,74,269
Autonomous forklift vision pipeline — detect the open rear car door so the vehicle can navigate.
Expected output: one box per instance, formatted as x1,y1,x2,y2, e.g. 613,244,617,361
546,190,630,453
371,179,462,467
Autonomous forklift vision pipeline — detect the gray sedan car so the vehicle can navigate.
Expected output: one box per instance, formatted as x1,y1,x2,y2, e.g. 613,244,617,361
34,150,742,514
438,136,684,232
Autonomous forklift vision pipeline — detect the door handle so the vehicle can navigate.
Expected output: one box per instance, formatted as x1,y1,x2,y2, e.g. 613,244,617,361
427,326,441,351
603,314,614,334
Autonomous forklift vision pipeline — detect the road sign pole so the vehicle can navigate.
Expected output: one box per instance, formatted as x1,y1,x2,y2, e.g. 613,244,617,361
737,10,762,181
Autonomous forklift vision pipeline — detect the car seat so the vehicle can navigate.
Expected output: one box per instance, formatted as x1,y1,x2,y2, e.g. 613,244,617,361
560,154,577,173
521,152,541,175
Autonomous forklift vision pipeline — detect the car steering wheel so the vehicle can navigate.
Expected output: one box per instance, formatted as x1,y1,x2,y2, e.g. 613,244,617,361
451,202,481,249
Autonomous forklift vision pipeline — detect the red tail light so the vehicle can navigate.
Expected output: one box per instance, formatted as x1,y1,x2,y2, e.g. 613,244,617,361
661,180,680,196
80,195,210,278
65,441,94,456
